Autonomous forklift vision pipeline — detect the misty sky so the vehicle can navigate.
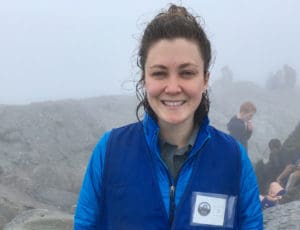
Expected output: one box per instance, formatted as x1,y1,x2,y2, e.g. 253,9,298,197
0,0,299,104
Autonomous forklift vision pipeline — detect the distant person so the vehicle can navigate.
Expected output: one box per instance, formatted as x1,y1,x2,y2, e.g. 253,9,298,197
227,101,257,151
285,161,300,192
276,151,300,190
256,138,283,194
260,151,300,209
267,138,284,177
268,139,282,165
74,4,262,229
260,181,286,209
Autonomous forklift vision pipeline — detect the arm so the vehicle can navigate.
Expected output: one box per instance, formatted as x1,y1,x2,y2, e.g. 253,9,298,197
266,195,282,202
238,144,263,229
74,131,110,230
245,120,253,140
276,164,296,185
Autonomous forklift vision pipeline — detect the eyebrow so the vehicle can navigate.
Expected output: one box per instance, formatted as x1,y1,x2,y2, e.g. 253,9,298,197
149,63,198,69
149,65,167,70
179,63,198,69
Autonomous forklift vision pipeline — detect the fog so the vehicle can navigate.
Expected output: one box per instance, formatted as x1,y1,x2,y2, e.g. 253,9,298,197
0,0,299,104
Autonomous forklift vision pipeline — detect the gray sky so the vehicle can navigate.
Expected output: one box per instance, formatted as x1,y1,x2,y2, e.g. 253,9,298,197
1,0,299,104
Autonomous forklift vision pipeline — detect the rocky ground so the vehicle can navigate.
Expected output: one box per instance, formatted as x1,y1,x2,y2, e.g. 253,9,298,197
0,81,299,229
264,201,300,230
4,209,73,230
3,202,300,230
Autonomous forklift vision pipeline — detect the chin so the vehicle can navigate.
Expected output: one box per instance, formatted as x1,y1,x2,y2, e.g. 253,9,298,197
162,116,187,125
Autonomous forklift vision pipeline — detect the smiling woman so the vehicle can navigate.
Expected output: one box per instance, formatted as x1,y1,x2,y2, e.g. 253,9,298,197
74,4,263,230
144,38,208,147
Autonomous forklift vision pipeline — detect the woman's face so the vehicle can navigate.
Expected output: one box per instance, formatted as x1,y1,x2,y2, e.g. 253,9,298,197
144,38,209,127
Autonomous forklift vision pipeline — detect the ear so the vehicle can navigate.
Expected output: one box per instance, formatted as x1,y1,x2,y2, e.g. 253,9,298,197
204,71,210,88
205,71,210,80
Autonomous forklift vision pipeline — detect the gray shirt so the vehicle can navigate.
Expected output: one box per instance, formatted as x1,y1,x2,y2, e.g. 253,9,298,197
159,126,199,179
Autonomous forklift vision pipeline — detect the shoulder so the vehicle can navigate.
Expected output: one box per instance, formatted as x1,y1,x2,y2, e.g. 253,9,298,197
227,116,244,127
111,121,142,132
228,115,239,123
93,121,142,159
206,125,243,163
102,121,147,150
109,121,143,138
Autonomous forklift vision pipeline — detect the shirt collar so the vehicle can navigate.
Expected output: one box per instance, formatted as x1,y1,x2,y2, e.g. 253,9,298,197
159,124,200,151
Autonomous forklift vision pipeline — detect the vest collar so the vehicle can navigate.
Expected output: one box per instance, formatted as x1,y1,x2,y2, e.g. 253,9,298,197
142,113,211,158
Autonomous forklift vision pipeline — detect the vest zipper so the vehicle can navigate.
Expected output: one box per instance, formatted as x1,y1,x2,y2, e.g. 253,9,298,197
169,184,175,225
153,131,211,226
153,130,176,224
170,136,210,229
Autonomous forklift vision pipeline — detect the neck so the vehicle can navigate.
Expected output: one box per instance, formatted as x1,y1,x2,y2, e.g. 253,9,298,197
159,120,195,148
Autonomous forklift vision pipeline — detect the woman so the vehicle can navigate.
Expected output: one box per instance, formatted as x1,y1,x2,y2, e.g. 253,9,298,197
75,4,262,229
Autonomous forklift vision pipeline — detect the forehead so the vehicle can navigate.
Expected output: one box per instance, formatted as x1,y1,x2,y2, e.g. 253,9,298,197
145,38,203,67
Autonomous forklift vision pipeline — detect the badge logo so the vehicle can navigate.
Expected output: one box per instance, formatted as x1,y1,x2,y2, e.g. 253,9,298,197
198,202,211,216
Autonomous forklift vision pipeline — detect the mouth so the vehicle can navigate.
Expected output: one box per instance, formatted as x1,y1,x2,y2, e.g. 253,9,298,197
161,100,185,107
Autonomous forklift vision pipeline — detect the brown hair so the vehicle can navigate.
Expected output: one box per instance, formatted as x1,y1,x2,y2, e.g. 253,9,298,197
239,101,257,114
135,4,212,123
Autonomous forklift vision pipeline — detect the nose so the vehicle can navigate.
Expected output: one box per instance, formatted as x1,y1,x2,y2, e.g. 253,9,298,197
165,75,182,94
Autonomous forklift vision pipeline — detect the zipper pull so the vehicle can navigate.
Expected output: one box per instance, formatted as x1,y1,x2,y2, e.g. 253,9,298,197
169,185,175,224
170,185,175,200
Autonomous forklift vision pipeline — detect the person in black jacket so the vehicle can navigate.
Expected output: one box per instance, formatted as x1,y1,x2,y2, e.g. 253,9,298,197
267,138,285,176
227,101,257,151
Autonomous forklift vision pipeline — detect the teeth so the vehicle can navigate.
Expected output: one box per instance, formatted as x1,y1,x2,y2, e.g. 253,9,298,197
163,101,184,106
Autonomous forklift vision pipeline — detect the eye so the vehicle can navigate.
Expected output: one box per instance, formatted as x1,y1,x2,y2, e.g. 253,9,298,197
151,71,167,78
180,70,196,78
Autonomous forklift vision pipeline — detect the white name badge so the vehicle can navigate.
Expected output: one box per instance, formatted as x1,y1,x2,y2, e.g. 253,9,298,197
192,193,226,226
191,192,236,228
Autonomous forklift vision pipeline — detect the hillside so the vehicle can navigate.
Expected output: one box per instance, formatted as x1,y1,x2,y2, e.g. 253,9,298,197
0,95,137,228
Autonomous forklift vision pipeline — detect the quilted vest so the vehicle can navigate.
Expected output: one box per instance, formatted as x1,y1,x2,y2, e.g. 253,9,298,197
99,122,241,229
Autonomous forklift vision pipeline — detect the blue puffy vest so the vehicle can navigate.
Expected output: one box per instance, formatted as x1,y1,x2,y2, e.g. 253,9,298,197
99,121,241,229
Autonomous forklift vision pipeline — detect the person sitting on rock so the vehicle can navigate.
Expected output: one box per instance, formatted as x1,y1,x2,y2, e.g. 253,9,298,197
260,181,286,209
255,138,284,194
277,158,300,192
276,151,300,190
260,157,300,209
267,138,284,175
262,139,284,188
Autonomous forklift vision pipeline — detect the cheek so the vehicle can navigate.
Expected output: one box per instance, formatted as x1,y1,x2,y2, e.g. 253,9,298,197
193,91,204,105
187,84,205,100
145,80,163,98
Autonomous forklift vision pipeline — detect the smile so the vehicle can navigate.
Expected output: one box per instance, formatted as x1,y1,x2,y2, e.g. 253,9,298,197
162,100,185,107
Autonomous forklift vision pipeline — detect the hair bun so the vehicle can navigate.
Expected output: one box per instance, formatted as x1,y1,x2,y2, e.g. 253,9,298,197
167,4,189,17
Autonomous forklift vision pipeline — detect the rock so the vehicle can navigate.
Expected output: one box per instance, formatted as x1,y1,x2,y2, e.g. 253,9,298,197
0,184,56,229
4,209,73,230
264,201,300,230
281,184,300,204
